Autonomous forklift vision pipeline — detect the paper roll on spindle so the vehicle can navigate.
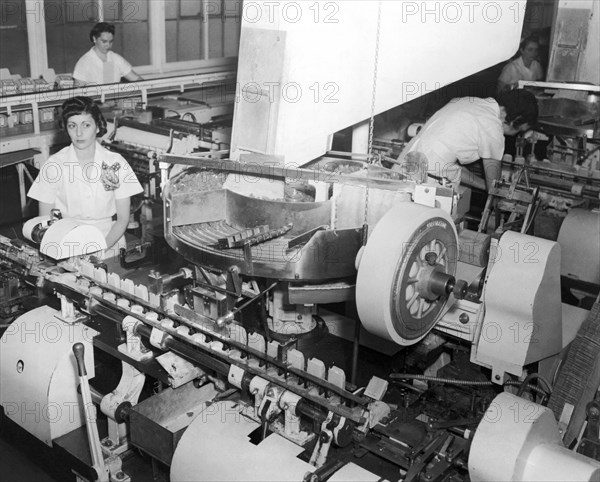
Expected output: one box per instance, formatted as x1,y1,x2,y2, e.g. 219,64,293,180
458,229,491,267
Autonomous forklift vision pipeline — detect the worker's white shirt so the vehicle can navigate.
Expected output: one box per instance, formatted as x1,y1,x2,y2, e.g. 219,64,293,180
498,57,544,90
28,143,143,242
73,48,133,84
399,97,505,185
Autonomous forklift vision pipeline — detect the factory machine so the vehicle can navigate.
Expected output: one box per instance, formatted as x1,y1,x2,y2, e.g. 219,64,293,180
96,83,236,257
515,81,600,302
1,2,600,482
2,154,599,481
103,83,234,174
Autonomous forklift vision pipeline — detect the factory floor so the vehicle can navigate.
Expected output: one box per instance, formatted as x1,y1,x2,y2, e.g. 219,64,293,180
0,439,59,482
0,425,63,482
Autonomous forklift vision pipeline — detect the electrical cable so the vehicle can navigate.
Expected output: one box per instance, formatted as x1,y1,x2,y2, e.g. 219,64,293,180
389,373,551,398
516,372,553,397
182,112,197,123
390,373,494,386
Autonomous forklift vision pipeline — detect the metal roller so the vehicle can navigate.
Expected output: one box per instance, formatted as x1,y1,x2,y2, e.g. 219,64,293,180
356,202,458,345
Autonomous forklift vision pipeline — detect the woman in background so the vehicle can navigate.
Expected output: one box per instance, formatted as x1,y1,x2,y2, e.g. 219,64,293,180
73,22,143,85
497,36,544,95
28,96,143,257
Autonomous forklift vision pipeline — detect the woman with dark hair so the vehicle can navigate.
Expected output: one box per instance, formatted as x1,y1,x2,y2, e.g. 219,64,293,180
73,22,143,85
28,96,143,256
497,36,544,95
394,90,538,191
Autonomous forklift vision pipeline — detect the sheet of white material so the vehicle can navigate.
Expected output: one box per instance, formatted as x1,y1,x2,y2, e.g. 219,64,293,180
557,208,600,285
328,463,381,481
170,401,312,482
40,218,107,259
331,183,412,229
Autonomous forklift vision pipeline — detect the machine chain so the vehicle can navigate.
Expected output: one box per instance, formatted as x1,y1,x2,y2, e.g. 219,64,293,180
364,0,383,226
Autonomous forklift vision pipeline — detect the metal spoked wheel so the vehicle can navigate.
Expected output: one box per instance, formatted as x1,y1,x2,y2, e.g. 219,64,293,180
356,202,458,345
389,221,457,341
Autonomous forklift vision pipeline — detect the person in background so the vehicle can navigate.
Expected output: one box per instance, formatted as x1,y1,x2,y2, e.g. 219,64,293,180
497,36,544,95
28,96,143,258
394,90,539,191
73,22,143,85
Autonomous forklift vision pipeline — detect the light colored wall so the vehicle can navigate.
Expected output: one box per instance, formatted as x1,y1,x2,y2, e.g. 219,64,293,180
580,0,599,84
231,0,527,165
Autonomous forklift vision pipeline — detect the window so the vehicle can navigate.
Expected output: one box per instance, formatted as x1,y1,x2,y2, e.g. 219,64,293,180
45,0,97,74
165,0,241,62
1,1,240,81
103,0,150,66
45,0,149,75
0,0,30,77
211,0,242,58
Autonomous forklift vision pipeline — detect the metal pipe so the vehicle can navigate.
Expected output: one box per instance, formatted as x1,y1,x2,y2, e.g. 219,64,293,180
202,0,210,60
89,302,125,324
351,317,360,386
501,158,600,186
162,155,415,192
86,290,369,419
134,323,230,376
296,399,328,425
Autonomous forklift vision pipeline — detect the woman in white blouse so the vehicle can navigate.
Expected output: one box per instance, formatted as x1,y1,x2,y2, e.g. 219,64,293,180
73,22,143,85
497,37,544,95
28,96,143,257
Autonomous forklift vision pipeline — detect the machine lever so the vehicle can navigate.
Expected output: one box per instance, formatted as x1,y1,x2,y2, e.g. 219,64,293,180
73,343,110,482
215,281,278,328
259,399,273,443
303,458,348,482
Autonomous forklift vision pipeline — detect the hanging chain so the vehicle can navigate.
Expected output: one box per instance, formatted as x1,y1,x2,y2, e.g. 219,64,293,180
367,0,383,163
364,0,383,227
